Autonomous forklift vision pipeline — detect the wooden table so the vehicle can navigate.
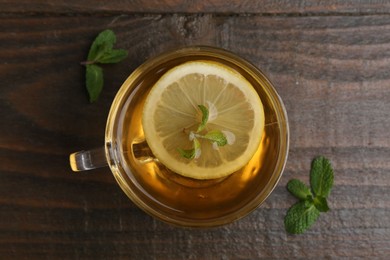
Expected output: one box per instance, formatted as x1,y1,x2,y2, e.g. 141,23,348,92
1,1,389,258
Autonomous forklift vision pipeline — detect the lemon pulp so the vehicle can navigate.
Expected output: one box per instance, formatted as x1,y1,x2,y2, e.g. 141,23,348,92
142,60,265,179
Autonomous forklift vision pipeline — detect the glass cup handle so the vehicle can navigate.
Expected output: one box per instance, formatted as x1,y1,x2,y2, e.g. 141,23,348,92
69,147,108,172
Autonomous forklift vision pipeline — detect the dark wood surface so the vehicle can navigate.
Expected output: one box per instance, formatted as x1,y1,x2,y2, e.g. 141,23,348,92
1,1,389,259
1,0,390,14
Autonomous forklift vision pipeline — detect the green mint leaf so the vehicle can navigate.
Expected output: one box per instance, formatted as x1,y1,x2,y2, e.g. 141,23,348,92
313,196,330,212
82,29,128,102
197,105,209,132
204,130,227,146
96,49,128,64
284,200,320,234
287,179,313,200
178,148,195,159
86,64,103,103
310,156,334,198
179,138,201,160
87,29,116,62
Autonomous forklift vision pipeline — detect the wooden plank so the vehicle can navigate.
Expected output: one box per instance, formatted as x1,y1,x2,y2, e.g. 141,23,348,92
1,14,389,258
0,0,390,14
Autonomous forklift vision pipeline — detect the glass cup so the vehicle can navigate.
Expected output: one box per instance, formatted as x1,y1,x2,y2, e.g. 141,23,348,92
70,46,289,227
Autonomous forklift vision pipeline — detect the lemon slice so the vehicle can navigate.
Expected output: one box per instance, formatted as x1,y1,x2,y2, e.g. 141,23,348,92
142,60,264,179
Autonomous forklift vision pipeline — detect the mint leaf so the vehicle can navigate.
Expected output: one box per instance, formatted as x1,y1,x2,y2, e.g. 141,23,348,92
96,49,128,64
86,64,103,103
179,138,201,159
197,105,209,132
310,156,334,198
287,179,313,200
178,148,195,159
284,200,320,234
313,196,330,212
204,130,227,146
87,29,116,62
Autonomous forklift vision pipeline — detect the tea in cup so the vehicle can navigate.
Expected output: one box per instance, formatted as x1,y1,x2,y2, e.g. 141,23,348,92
70,46,289,227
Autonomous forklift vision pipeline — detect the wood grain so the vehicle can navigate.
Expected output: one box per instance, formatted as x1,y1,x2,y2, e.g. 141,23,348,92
0,0,390,14
1,9,390,260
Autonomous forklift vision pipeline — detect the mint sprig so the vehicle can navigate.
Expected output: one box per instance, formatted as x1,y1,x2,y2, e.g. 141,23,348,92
82,29,128,102
284,156,334,234
178,104,232,160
